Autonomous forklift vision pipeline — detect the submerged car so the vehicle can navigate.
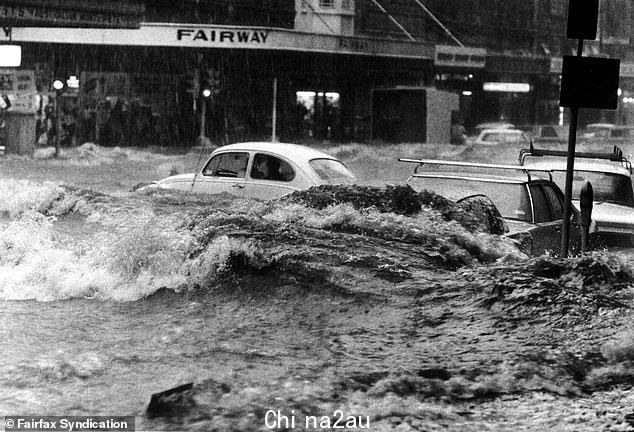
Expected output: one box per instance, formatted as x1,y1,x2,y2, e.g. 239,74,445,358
523,124,569,145
472,129,532,146
520,146,634,247
473,122,516,135
399,158,585,256
139,142,356,199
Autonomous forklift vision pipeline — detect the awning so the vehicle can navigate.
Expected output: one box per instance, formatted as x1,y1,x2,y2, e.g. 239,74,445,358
0,22,434,60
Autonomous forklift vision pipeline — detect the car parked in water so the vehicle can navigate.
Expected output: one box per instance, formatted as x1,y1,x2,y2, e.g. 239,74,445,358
473,122,516,135
471,128,532,146
399,158,585,256
519,145,634,247
521,124,569,145
138,142,356,199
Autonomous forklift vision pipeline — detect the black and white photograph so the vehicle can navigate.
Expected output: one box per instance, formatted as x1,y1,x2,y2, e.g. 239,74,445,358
2,0,634,430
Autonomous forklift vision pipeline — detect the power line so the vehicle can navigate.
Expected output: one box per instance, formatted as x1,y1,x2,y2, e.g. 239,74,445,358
409,0,464,46
367,0,416,41
298,0,337,34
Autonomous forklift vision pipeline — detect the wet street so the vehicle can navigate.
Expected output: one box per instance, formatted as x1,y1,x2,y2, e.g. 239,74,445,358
1,144,634,431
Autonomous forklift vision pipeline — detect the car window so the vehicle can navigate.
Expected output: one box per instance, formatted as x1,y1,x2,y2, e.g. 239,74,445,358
309,158,356,180
610,129,630,138
481,133,505,143
542,184,564,220
202,152,249,178
250,153,295,182
551,170,634,207
409,177,531,222
530,185,552,223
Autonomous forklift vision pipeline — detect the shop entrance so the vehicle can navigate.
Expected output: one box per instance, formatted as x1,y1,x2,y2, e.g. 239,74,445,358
295,90,341,140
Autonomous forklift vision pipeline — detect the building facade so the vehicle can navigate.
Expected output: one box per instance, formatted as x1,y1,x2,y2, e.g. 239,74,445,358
1,0,634,151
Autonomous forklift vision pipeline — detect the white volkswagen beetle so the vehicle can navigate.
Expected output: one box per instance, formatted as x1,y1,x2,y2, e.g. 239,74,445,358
139,142,356,199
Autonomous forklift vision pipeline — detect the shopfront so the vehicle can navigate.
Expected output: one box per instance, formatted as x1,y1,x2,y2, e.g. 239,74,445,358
476,54,551,129
432,44,487,131
1,22,433,150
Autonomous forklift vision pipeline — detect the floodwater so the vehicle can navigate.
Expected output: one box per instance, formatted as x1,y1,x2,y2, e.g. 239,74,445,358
2,144,634,431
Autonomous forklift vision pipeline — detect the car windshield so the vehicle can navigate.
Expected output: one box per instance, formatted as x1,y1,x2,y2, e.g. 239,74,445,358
550,170,634,207
410,177,531,222
309,159,355,180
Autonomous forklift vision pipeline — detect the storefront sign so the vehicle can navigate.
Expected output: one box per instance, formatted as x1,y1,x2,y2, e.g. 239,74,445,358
176,28,269,44
434,45,487,69
0,69,35,93
483,82,531,93
0,0,144,29
0,23,434,60
0,69,36,113
554,56,634,79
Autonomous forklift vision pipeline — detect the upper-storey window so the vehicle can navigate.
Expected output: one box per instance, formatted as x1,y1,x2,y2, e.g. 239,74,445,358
320,0,335,8
342,0,352,9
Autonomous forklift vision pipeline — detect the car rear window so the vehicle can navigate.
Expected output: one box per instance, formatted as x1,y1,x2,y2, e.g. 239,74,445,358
409,177,531,222
550,170,634,207
309,159,355,180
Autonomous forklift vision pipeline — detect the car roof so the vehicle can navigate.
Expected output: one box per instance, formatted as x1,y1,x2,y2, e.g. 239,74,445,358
213,142,338,161
412,172,552,185
478,128,525,135
475,122,515,129
522,158,631,175
585,123,617,129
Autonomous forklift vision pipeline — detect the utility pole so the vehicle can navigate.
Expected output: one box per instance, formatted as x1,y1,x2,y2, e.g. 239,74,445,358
271,78,277,142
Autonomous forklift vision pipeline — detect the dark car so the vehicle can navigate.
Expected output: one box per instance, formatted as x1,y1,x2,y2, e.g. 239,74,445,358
399,158,585,256
520,145,634,247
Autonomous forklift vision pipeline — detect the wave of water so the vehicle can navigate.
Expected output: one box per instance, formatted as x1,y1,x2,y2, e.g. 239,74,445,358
1,178,631,304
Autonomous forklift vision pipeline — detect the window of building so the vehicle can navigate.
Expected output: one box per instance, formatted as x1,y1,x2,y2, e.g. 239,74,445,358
341,16,353,34
342,0,352,10
550,0,565,16
319,0,335,8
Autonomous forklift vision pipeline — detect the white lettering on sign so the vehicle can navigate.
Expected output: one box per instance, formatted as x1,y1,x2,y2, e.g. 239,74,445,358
177,29,269,44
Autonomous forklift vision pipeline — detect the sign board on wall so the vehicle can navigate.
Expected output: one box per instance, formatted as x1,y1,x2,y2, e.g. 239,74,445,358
434,45,487,69
0,23,434,60
0,69,36,113
0,0,144,28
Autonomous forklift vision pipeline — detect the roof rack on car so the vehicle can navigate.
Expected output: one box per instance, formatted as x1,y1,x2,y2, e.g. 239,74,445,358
398,158,554,182
518,143,632,173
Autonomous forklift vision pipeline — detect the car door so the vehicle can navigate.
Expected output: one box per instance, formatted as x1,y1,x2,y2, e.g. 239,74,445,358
192,151,249,197
527,183,562,254
542,183,583,252
244,153,302,199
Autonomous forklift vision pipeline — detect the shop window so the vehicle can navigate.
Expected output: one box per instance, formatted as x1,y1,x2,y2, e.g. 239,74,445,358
550,0,565,16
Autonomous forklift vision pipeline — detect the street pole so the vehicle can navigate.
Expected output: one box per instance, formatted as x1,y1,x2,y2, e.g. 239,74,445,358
271,77,277,142
560,39,583,258
55,92,60,157
199,95,206,140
